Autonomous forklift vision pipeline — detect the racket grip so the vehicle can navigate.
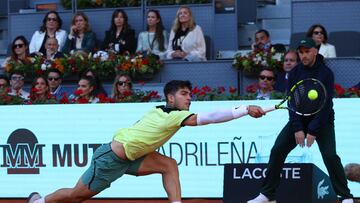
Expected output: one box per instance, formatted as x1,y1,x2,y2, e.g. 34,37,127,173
263,106,276,113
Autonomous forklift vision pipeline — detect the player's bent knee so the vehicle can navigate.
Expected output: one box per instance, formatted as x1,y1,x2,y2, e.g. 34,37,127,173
163,158,178,173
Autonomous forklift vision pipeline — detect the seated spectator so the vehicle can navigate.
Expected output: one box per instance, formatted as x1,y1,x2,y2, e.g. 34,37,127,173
0,74,10,90
81,69,108,97
306,24,336,58
2,36,31,68
102,9,136,54
166,6,206,61
62,12,97,55
274,50,299,93
252,29,286,53
29,76,56,104
8,72,29,100
47,68,68,100
111,74,133,102
256,68,276,100
72,75,99,103
136,9,167,59
44,37,65,60
344,163,360,183
29,11,67,56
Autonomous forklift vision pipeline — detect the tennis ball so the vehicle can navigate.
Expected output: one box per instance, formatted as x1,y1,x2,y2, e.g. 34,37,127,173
308,89,318,100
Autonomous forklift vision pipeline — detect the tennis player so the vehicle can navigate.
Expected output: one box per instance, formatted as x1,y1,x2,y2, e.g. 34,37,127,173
247,38,354,203
28,80,265,203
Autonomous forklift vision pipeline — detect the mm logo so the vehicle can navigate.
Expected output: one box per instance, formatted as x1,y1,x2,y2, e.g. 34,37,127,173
0,129,46,174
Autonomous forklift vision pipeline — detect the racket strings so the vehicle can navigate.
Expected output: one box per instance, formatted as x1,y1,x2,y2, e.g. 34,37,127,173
289,80,327,115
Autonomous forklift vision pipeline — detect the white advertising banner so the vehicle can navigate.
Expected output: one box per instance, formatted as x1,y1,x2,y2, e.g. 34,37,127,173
0,99,359,198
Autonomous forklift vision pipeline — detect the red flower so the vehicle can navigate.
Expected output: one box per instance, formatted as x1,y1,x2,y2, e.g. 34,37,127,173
59,94,69,104
334,84,345,96
77,97,89,104
348,87,360,96
217,86,225,94
191,86,200,95
201,86,212,93
229,86,237,94
123,90,133,97
97,93,110,103
36,69,44,75
142,58,149,65
31,88,39,93
245,83,259,93
74,89,83,96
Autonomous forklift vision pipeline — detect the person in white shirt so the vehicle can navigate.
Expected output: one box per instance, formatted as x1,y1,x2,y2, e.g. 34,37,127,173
136,9,168,59
166,6,206,61
29,11,67,56
306,24,336,58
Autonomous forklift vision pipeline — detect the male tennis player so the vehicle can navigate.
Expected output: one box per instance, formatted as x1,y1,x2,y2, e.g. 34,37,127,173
28,80,265,203
248,38,354,203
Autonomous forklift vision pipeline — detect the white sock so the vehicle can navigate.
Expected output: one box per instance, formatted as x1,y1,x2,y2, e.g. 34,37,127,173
171,201,181,203
34,198,45,203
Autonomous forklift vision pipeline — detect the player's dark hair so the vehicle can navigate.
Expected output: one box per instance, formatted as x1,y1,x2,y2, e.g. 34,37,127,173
164,80,192,102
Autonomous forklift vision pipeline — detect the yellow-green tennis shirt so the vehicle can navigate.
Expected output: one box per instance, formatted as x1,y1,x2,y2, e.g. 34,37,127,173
113,105,194,160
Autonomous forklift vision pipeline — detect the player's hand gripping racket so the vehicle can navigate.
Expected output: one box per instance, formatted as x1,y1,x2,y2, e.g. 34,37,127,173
263,78,327,116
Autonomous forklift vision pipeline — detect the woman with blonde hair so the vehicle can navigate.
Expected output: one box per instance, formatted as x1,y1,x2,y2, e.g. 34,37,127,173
166,6,206,61
112,74,133,102
62,12,97,54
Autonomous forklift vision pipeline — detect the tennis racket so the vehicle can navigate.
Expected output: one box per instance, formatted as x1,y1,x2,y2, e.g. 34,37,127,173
263,78,327,116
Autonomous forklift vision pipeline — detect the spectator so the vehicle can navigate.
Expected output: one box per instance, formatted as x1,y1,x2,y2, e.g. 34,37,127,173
29,11,67,56
306,24,336,58
344,163,360,183
8,72,29,100
0,74,10,90
47,68,68,100
274,50,299,93
136,9,168,59
82,69,108,97
256,68,276,100
252,29,286,53
72,75,99,103
102,9,136,54
111,74,133,102
44,37,65,60
2,36,31,68
166,6,206,61
63,12,97,55
29,76,56,104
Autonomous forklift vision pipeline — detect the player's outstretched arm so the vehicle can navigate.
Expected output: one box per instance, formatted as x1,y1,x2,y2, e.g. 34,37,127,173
183,105,265,126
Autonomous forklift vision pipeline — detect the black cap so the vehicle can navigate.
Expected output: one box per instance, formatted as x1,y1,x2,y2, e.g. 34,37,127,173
297,38,317,50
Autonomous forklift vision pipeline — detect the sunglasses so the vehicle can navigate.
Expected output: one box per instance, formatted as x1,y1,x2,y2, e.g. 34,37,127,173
48,77,60,81
47,17,58,22
11,76,24,81
117,81,131,86
13,44,24,49
313,31,324,35
259,75,274,81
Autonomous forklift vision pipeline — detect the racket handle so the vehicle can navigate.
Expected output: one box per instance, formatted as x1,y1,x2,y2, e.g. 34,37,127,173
263,106,276,113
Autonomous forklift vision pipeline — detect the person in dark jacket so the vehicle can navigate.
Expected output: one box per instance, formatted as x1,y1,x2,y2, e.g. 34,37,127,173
62,12,97,55
101,9,136,54
248,38,354,203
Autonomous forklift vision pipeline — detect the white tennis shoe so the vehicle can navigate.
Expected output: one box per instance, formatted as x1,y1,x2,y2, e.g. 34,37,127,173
342,199,354,203
247,193,276,203
27,192,41,203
